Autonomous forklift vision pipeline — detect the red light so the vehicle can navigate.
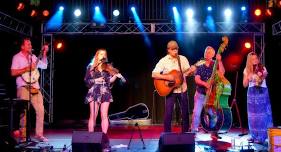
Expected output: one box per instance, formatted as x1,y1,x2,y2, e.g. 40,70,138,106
244,42,251,49
30,10,37,17
254,9,261,17
265,9,272,16
56,42,63,49
42,10,50,17
17,2,25,11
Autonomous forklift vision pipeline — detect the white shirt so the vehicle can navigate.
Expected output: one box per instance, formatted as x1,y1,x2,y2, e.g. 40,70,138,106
152,55,190,93
243,67,267,88
11,51,48,89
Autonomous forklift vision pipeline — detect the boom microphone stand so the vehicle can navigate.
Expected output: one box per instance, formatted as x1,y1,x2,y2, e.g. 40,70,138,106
230,71,247,136
127,122,146,150
26,51,33,142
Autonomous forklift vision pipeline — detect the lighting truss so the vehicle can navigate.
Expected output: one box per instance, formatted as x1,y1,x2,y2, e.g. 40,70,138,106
43,22,264,34
0,11,32,36
272,20,281,35
42,22,264,123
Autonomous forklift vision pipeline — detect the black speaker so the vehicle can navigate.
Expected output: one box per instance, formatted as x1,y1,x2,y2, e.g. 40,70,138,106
158,132,195,152
72,131,109,152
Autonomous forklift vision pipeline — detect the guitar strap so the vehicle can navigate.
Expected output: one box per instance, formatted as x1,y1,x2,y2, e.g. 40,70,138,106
177,55,184,86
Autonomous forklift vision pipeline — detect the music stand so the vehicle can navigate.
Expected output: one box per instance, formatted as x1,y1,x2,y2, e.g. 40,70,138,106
127,122,146,150
230,71,247,136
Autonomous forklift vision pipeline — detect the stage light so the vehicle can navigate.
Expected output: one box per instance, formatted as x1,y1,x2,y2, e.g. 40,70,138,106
224,8,232,18
207,6,212,11
241,6,246,11
56,42,63,49
17,2,25,11
42,10,50,17
95,6,100,11
244,42,251,49
131,7,136,12
113,9,120,17
254,9,261,17
186,9,194,18
30,10,37,17
59,6,64,11
74,9,81,17
265,9,272,16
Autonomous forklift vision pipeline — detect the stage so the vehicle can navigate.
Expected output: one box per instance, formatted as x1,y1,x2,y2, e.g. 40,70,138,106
14,125,268,152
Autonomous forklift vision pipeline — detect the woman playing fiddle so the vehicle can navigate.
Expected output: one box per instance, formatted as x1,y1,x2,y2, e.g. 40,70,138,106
84,48,125,134
243,52,273,144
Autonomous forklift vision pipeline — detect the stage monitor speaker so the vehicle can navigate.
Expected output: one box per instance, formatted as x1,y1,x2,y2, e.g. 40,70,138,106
158,132,195,152
72,131,109,152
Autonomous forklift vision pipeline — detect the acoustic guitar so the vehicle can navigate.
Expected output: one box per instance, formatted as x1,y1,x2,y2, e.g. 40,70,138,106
153,61,203,97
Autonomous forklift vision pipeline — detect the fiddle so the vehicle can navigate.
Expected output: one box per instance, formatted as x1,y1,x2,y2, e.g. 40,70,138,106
253,63,265,86
101,62,119,75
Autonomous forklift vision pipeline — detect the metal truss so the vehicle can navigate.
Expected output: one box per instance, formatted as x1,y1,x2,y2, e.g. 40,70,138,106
42,22,264,123
272,20,281,36
43,22,264,34
41,34,54,123
0,11,32,36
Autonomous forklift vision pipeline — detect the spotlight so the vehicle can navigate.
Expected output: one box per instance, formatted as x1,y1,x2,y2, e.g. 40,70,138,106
17,2,25,11
56,42,63,49
113,9,120,17
241,6,246,11
224,8,232,17
254,8,261,17
74,9,81,17
244,42,251,49
59,6,64,11
30,10,37,17
186,9,194,18
42,10,50,17
265,9,272,16
207,6,212,11
95,6,100,11
131,7,135,12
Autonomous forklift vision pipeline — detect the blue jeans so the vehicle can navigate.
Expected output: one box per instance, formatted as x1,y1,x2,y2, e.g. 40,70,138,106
164,91,189,132
191,91,206,132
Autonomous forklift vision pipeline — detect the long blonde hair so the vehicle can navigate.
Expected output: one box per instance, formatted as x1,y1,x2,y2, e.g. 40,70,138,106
88,48,107,70
245,52,258,75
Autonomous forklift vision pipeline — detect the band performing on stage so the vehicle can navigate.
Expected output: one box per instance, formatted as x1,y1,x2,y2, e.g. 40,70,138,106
0,1,280,152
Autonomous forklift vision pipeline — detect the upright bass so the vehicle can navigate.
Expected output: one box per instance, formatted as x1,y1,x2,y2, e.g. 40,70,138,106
200,36,233,133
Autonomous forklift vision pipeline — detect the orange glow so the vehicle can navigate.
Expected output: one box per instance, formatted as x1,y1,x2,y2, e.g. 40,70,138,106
56,42,63,49
30,10,37,17
244,42,251,49
254,9,261,17
42,10,50,17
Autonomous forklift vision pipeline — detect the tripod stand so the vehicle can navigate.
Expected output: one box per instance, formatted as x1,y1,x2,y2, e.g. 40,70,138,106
127,122,146,149
230,71,247,136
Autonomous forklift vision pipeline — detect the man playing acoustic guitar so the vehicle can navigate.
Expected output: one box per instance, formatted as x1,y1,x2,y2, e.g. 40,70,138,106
152,40,195,133
11,37,49,142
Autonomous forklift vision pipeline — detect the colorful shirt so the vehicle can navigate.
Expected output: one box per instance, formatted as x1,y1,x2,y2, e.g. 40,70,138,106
195,61,214,95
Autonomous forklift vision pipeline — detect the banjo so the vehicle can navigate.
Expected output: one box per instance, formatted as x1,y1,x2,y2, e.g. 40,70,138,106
21,48,44,84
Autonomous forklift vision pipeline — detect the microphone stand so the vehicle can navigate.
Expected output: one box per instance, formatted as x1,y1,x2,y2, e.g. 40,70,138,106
230,71,247,136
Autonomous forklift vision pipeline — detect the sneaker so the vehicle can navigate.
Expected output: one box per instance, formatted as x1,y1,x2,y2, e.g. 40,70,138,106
34,135,48,142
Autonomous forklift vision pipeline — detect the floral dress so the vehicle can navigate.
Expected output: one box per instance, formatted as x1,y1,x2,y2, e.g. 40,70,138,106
84,67,113,104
